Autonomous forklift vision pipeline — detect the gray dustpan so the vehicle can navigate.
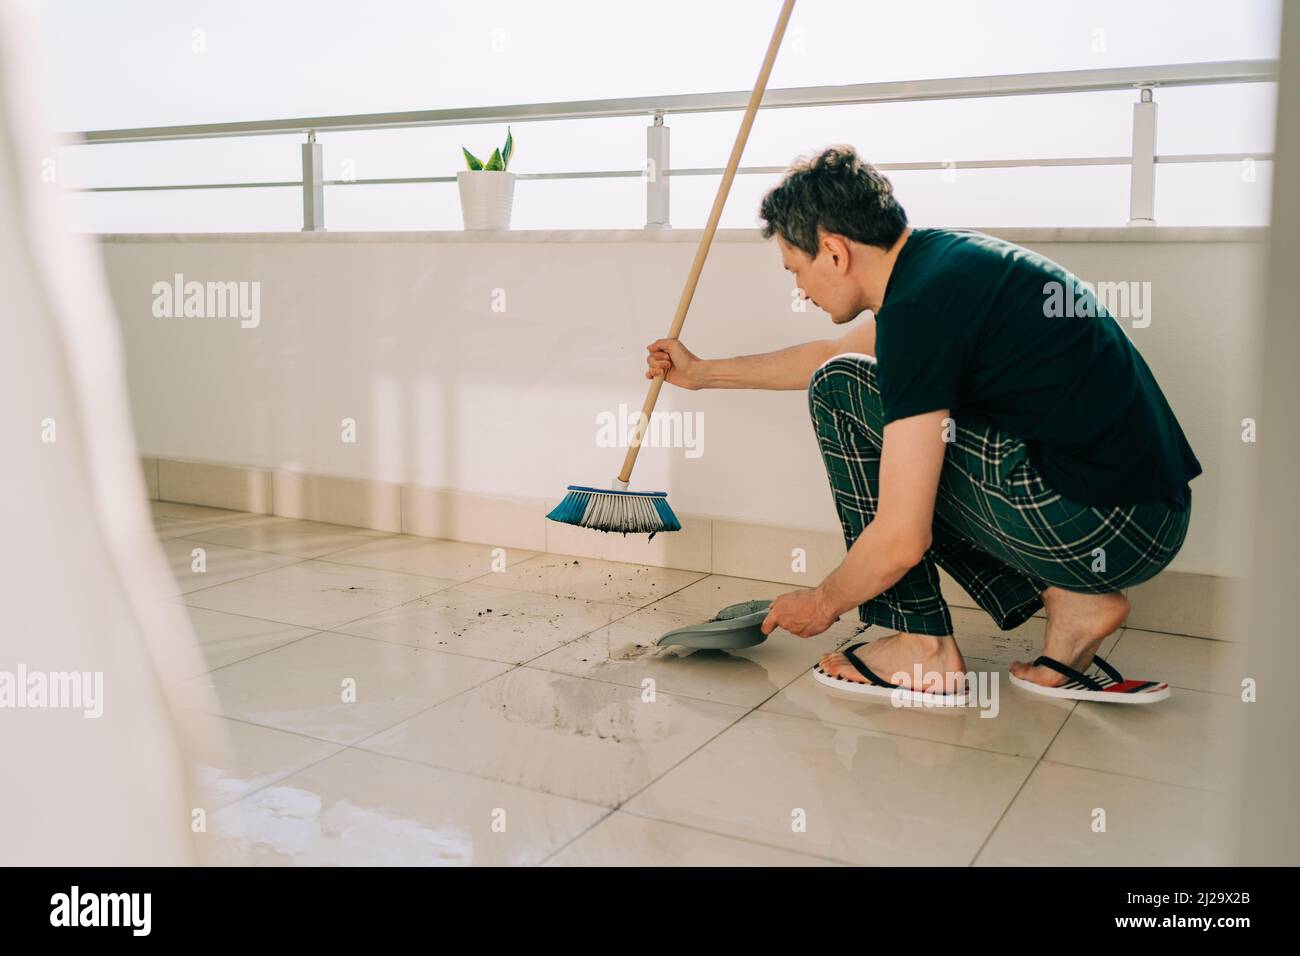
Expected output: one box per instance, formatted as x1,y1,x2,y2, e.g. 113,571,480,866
656,599,773,651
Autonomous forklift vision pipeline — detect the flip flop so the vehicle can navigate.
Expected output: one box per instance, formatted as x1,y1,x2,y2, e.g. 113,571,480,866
813,641,970,706
1008,652,1170,704
656,599,773,651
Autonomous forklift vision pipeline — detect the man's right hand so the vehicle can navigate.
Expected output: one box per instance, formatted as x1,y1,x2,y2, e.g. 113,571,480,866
646,338,704,389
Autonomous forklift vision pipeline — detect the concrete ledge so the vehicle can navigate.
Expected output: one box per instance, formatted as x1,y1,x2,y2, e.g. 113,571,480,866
94,226,1269,244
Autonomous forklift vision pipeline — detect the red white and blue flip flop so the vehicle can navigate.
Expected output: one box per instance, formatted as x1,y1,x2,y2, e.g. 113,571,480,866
813,642,970,706
1009,652,1170,704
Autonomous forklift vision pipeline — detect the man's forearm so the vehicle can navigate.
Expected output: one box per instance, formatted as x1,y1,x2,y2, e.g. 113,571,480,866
696,339,838,390
816,520,927,620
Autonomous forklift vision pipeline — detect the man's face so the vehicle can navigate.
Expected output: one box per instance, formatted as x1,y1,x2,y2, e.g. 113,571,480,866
777,234,859,325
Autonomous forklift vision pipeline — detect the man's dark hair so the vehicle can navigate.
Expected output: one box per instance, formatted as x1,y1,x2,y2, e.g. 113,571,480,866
759,145,907,257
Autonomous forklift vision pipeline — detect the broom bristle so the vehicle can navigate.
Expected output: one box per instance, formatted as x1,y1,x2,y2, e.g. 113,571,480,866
546,485,681,539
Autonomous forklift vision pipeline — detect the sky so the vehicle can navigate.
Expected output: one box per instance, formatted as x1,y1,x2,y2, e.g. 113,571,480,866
29,0,1285,230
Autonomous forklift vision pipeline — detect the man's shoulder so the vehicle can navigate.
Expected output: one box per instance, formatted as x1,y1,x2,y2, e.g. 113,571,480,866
910,227,1075,287
898,228,1022,273
916,226,1029,256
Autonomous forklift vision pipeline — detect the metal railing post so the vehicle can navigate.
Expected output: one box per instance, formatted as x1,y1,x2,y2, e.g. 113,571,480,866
1128,87,1157,225
302,131,325,231
645,110,670,229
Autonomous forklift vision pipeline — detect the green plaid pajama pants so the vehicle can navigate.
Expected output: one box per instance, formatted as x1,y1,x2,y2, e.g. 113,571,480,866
809,354,1192,637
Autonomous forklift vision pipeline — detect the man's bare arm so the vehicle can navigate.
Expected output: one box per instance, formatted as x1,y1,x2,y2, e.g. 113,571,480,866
761,408,948,638
645,318,876,391
819,409,947,615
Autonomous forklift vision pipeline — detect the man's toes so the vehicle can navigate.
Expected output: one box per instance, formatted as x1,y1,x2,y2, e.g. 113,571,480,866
819,651,868,683
1012,661,1064,687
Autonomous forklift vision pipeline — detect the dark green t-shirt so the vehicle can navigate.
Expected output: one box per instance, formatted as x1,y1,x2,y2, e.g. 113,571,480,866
875,227,1201,509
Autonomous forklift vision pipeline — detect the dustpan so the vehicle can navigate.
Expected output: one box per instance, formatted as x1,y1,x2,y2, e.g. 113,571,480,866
656,599,773,651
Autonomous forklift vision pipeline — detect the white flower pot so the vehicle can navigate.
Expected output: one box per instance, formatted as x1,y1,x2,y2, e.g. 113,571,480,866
457,170,516,230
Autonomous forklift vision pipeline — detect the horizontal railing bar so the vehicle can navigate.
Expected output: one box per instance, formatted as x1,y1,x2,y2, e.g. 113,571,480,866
65,60,1276,145
1153,152,1275,164
72,152,1275,193
671,158,1134,174
85,180,303,192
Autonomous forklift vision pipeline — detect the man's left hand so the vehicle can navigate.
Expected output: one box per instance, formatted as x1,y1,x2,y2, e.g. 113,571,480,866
761,587,841,638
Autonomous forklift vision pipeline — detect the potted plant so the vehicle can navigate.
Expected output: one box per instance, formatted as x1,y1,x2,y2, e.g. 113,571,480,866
457,127,516,230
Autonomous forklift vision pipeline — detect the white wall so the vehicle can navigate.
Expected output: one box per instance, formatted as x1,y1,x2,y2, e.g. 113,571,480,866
100,227,1265,578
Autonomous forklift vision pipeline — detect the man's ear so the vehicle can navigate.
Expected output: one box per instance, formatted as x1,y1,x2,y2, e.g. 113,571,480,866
823,234,849,272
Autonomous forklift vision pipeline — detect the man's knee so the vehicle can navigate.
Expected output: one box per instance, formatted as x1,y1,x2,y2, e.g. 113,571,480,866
807,352,884,439
808,352,881,408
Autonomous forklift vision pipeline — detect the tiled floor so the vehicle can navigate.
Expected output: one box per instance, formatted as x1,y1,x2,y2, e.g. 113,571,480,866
152,501,1245,866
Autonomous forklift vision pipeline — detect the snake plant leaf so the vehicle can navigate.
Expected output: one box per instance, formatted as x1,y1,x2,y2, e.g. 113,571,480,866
462,147,484,171
501,127,513,170
484,147,505,171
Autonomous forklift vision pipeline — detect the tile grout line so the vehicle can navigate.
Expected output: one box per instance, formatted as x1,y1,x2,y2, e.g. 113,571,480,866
534,706,753,867
966,627,1137,865
181,545,712,676
966,686,1089,866
1034,756,1235,795
189,629,327,678
519,571,785,866
189,711,616,830
545,574,811,837
176,555,318,598
535,631,867,866
327,602,645,669
611,806,860,867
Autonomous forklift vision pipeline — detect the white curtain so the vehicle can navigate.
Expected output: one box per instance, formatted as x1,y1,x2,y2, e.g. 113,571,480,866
0,0,225,865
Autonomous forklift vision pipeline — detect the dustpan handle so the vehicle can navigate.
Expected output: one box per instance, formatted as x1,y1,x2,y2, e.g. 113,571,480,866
617,0,797,485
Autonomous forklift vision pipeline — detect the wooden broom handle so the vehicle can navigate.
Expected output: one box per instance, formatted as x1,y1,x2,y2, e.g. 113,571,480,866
618,0,797,484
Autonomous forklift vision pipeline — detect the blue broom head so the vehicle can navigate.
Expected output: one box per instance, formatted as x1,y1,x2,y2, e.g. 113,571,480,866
546,485,681,539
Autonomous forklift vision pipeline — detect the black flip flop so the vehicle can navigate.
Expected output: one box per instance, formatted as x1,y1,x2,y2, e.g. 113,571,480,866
1009,652,1170,704
812,641,969,705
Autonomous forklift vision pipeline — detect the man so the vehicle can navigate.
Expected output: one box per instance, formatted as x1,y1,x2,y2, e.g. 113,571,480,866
645,145,1200,704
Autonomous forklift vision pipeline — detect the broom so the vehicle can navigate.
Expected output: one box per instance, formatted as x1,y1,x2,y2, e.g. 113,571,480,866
547,0,797,539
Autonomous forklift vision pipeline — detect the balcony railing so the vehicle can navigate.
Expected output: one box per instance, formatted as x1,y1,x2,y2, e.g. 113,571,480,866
63,59,1278,232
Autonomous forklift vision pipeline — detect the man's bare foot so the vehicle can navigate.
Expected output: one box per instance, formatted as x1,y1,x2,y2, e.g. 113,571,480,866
1010,587,1130,688
819,632,967,694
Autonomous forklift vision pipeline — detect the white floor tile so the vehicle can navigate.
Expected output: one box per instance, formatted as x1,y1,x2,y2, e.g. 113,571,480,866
186,712,343,812
187,630,511,745
158,537,301,595
1042,686,1243,791
1107,629,1246,696
335,582,633,664
622,711,1034,866
201,748,605,866
186,517,388,559
545,812,843,867
184,607,317,673
359,667,745,806
975,761,1236,865
184,559,457,629
478,552,707,606
326,535,538,581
